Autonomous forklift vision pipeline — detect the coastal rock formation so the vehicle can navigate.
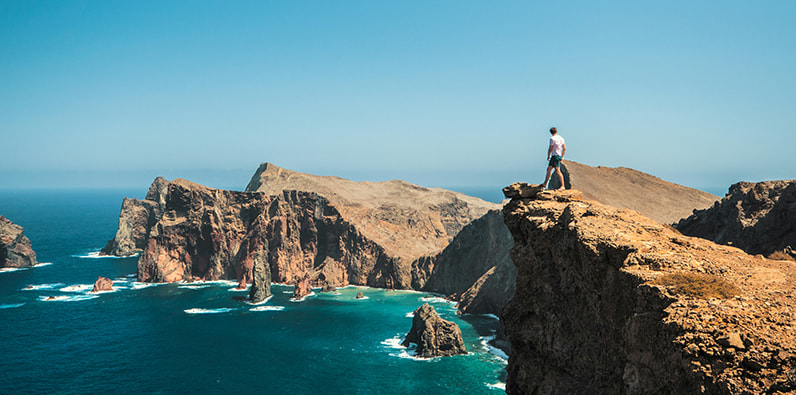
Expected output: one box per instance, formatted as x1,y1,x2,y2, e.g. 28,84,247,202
402,303,467,358
91,276,114,292
101,177,169,256
0,216,38,268
292,274,312,300
502,184,796,394
413,209,516,315
248,247,271,303
106,178,406,290
676,180,796,258
550,160,719,224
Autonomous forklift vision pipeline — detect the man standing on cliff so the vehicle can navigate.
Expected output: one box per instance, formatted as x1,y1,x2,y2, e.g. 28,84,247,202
541,127,566,190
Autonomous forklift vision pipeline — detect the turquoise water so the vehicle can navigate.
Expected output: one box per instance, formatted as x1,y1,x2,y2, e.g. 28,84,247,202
0,190,507,394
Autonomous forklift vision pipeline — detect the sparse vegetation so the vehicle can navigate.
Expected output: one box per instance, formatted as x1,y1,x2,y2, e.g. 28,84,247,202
653,272,741,299
768,251,796,262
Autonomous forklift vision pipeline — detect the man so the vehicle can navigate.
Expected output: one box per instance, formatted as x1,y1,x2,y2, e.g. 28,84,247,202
542,127,566,190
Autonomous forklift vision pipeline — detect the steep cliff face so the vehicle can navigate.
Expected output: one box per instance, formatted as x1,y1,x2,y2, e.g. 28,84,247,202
676,180,796,258
101,177,169,256
413,209,516,315
0,216,38,268
502,184,796,394
108,178,407,291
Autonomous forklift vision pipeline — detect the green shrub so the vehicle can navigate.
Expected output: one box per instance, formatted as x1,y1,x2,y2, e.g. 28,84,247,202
653,273,740,299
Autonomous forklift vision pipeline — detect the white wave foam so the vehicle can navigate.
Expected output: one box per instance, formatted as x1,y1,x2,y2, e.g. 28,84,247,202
244,296,273,306
289,292,316,302
405,312,415,318
184,308,235,315
178,285,210,290
0,303,24,309
131,282,164,290
38,294,99,302
486,382,506,391
250,305,285,312
482,314,500,320
75,251,137,259
59,284,94,293
0,267,24,273
33,262,52,268
420,296,455,305
354,295,370,300
22,283,64,291
381,336,436,362
228,286,248,292
480,336,509,361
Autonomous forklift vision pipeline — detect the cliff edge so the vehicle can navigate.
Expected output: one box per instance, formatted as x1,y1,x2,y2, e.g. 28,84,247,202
1,215,38,268
502,183,796,394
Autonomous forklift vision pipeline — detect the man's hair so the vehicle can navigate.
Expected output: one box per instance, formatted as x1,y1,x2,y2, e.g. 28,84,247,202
550,127,558,134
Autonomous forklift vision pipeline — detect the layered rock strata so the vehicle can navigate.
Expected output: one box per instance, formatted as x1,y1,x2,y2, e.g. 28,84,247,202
0,215,38,268
676,180,796,258
502,183,796,394
403,303,467,358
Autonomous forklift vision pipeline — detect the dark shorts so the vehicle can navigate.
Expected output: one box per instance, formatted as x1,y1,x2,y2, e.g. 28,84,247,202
548,155,562,168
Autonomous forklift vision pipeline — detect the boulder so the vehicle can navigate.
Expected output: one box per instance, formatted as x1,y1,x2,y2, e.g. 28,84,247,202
355,291,365,299
292,274,312,301
402,303,467,358
91,276,113,292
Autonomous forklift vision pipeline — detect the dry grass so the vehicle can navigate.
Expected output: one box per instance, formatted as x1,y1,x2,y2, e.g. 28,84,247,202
653,272,741,299
768,251,796,262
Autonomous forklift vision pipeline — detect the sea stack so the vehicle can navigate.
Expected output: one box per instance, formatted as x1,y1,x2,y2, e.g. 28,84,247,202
249,249,272,304
402,303,467,358
91,276,114,292
501,183,796,394
0,215,38,269
292,274,312,301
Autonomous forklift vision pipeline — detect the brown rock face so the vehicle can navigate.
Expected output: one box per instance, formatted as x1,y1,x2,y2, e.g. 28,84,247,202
502,186,796,394
402,303,467,358
91,276,114,292
292,274,312,300
0,215,38,268
676,180,796,257
101,177,169,256
413,209,516,315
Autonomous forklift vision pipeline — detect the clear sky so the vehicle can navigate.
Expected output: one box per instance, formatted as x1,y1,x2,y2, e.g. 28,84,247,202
1,1,794,194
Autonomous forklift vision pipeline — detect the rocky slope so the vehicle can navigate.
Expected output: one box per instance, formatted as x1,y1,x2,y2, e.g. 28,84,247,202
403,303,467,358
0,215,38,268
551,160,719,224
502,183,796,394
245,162,499,261
676,180,796,258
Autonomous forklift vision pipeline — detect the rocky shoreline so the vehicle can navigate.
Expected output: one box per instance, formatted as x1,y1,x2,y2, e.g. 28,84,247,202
1,215,38,269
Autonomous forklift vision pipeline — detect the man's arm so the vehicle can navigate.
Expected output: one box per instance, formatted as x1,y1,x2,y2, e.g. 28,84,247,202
547,144,554,160
561,143,566,158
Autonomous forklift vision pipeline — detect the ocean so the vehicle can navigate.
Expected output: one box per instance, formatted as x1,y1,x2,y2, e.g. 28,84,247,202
0,189,507,394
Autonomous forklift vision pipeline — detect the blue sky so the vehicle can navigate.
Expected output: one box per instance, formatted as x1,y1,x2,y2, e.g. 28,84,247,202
1,1,794,194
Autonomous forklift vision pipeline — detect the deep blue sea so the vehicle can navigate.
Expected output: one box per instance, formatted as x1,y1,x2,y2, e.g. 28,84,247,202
0,189,507,394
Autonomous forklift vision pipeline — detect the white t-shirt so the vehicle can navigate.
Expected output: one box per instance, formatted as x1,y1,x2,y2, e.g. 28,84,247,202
549,135,565,156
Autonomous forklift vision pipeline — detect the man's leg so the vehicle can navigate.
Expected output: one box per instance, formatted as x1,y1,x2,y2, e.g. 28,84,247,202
555,167,565,190
542,166,554,188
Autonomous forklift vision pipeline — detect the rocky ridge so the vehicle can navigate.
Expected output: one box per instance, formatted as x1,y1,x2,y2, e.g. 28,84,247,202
502,183,796,394
676,180,796,259
0,215,38,269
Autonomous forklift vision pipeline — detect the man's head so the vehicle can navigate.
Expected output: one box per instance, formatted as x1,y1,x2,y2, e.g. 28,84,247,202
550,127,558,135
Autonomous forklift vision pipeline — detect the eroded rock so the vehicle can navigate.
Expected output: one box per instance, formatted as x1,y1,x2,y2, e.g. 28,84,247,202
0,216,38,269
402,303,467,358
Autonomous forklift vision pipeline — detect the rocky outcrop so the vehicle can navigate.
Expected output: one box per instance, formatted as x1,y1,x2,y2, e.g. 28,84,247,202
502,183,796,394
676,180,796,258
0,215,38,268
105,178,406,291
248,247,271,303
101,177,169,256
292,274,312,300
91,276,114,292
413,209,516,315
550,160,719,224
402,303,467,358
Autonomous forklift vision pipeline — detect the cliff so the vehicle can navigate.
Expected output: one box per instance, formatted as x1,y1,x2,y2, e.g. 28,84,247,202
107,178,408,291
0,215,38,268
502,183,796,394
676,180,796,258
551,160,719,225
